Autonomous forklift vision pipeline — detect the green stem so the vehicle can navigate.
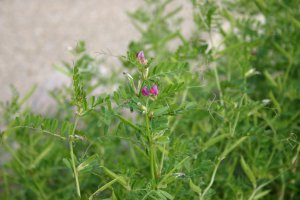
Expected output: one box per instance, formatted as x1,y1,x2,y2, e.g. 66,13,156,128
8,126,66,140
279,160,286,200
200,158,221,200
159,144,166,176
150,143,156,182
145,105,157,186
213,66,224,106
69,116,81,198
231,94,245,137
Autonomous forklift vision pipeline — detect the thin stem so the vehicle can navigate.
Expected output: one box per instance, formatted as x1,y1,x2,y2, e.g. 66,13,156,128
279,160,286,200
145,102,157,186
199,3,224,108
231,94,245,137
248,182,270,200
69,116,81,198
200,158,221,200
213,66,224,106
146,112,155,181
159,144,166,176
8,126,66,140
89,179,118,200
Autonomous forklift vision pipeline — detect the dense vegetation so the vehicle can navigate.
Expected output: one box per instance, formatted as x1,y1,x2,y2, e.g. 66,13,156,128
1,0,299,199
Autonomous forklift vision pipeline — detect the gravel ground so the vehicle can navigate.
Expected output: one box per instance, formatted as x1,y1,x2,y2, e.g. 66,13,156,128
0,0,192,112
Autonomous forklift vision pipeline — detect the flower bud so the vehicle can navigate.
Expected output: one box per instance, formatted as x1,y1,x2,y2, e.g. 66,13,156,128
141,86,149,96
136,51,148,65
150,84,158,96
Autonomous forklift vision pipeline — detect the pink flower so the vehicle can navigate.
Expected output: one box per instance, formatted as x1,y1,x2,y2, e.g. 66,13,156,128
136,51,148,65
141,86,149,96
150,84,158,96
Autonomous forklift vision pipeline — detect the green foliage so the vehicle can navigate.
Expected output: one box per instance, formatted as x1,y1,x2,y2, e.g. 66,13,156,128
1,0,300,199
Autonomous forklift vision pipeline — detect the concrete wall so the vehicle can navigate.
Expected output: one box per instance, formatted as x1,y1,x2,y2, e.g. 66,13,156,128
0,0,193,112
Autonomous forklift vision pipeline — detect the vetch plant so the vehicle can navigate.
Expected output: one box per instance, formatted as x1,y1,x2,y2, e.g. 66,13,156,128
1,0,300,199
111,50,191,197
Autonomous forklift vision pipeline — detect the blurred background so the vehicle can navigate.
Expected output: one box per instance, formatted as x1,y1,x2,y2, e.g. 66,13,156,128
0,0,193,111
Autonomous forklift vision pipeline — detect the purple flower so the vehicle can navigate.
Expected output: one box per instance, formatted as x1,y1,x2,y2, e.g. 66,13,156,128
141,86,149,96
136,51,148,65
150,84,158,96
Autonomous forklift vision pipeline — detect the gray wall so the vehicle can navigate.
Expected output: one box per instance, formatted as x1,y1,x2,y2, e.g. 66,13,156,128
0,0,192,112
